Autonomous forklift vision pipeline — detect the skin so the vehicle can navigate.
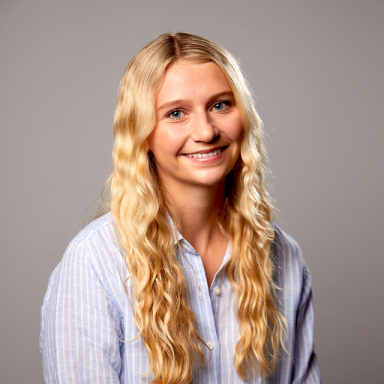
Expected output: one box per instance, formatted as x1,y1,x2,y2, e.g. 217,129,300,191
147,60,244,287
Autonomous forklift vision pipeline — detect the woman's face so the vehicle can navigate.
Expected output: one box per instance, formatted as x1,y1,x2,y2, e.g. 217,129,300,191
147,60,243,192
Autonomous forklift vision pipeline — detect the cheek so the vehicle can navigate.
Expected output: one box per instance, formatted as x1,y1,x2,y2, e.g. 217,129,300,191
148,125,186,158
226,114,244,144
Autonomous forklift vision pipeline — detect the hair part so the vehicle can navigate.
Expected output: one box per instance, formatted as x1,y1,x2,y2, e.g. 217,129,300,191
101,32,287,383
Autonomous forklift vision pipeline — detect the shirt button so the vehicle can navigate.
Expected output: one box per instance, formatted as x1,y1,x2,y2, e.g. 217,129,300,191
207,341,215,350
214,287,222,296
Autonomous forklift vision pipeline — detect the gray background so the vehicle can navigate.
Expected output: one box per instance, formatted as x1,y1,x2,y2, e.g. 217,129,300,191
1,0,383,383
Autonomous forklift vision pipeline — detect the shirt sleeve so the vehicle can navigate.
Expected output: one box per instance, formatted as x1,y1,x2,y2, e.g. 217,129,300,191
291,263,321,384
40,240,123,384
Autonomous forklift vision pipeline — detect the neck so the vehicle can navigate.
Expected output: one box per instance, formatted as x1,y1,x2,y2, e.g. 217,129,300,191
162,179,227,253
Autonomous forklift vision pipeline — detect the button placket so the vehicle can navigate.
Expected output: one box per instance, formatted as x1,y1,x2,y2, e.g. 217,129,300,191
191,248,220,382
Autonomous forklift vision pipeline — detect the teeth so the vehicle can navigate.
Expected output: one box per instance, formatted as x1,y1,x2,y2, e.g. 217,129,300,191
186,148,222,158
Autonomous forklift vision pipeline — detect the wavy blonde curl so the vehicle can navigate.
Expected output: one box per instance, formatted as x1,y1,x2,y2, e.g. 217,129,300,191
101,32,287,383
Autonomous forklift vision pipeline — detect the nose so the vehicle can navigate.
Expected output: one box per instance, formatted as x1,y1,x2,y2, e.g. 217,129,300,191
190,110,219,143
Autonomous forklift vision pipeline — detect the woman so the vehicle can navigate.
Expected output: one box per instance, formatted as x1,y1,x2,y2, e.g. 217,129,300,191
40,32,320,383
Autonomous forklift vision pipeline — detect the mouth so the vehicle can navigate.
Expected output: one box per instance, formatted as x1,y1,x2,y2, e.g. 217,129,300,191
183,146,228,159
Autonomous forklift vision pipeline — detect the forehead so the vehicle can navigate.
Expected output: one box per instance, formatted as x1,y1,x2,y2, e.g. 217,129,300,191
156,60,232,104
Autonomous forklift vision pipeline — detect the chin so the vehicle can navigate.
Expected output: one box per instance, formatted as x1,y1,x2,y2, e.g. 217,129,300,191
192,174,227,187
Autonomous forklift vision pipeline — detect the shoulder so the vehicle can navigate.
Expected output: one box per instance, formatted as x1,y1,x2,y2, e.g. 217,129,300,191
72,211,115,244
69,212,125,262
271,223,310,290
40,213,127,358
271,224,314,326
64,212,123,273
46,212,128,304
272,223,304,267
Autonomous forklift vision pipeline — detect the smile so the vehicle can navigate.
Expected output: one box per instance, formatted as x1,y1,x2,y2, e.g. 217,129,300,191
185,148,222,158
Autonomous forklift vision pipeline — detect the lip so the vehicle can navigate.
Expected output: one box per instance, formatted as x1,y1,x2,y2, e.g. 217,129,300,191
182,145,227,156
182,145,228,163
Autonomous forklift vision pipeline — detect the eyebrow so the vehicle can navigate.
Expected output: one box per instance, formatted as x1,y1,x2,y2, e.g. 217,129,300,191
156,91,234,111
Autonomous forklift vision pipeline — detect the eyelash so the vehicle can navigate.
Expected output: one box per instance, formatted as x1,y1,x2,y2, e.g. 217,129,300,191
213,99,232,110
166,99,232,120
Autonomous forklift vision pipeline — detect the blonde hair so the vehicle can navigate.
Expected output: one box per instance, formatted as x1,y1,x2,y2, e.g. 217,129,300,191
103,32,287,383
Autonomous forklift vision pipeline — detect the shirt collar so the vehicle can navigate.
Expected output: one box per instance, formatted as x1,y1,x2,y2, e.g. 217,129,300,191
166,213,184,245
167,213,232,265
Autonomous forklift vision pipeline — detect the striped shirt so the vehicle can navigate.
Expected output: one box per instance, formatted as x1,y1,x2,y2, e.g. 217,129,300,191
40,212,321,383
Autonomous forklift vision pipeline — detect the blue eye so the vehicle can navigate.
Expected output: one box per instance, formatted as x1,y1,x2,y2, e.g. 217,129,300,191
168,110,183,119
213,101,230,111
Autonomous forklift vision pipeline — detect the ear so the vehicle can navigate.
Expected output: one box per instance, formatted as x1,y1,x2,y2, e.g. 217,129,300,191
145,141,155,164
144,140,150,153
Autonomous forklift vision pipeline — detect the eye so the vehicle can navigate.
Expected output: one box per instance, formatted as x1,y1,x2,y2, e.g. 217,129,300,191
212,100,231,111
167,109,185,120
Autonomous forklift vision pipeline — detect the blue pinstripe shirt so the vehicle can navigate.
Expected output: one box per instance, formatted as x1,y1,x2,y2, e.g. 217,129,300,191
40,212,321,383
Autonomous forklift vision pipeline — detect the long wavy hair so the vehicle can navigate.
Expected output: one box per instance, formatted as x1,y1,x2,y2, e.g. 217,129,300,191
102,32,287,383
